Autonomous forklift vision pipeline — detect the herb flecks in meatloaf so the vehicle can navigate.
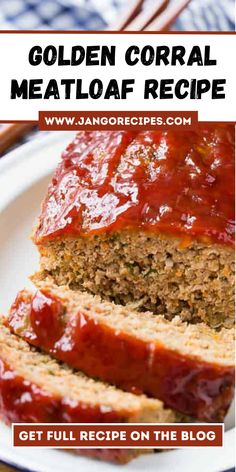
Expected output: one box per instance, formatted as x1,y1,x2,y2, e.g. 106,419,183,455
1,322,180,463
34,231,234,328
0,319,178,424
8,282,235,422
33,128,235,328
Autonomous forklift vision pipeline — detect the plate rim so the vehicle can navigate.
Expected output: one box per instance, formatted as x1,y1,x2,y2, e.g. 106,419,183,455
0,132,235,472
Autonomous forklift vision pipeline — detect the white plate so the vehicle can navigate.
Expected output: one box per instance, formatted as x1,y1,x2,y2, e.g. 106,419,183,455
0,133,235,472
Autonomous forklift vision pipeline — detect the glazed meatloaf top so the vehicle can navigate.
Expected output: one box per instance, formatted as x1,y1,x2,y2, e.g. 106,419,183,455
8,282,235,422
34,126,234,246
0,319,177,424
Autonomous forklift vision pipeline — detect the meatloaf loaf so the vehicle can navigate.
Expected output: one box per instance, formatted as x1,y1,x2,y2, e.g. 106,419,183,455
0,319,183,463
8,282,235,422
33,127,235,328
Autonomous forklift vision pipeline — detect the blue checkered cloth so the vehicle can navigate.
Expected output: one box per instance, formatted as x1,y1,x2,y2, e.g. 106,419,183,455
0,0,234,31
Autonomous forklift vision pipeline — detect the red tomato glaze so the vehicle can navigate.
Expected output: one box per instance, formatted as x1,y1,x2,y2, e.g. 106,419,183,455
75,448,141,464
35,126,235,245
8,289,235,422
0,355,127,424
0,356,136,462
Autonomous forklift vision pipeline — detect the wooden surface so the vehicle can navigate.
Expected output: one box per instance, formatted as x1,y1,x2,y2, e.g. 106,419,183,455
0,464,17,472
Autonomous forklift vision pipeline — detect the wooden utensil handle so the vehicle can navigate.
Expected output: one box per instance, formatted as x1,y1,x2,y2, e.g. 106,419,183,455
0,123,36,156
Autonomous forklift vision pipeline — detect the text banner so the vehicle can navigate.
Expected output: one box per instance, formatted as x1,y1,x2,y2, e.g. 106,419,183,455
13,424,223,448
0,32,235,122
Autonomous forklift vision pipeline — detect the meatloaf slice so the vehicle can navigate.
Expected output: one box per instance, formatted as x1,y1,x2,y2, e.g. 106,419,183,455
0,319,182,464
0,319,176,424
8,282,235,422
73,449,148,464
33,127,235,328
